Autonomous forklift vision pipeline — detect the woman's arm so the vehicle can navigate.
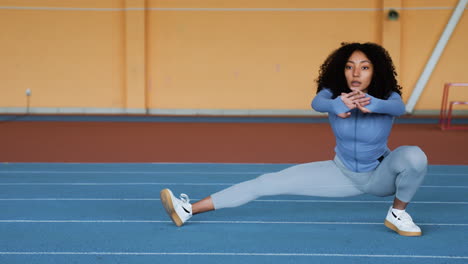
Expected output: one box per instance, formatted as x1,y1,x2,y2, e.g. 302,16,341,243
311,89,350,114
365,92,406,116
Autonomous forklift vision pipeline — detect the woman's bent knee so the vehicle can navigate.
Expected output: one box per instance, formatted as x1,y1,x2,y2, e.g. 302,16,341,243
394,146,428,172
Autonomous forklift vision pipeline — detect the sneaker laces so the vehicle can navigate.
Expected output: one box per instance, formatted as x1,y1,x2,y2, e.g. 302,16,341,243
179,193,190,204
398,211,413,222
395,211,417,228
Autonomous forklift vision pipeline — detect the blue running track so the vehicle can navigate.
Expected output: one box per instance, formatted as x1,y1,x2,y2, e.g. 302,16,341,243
0,163,467,264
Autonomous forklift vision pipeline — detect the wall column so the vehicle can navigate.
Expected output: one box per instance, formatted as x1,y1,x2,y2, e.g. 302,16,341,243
382,0,402,75
124,0,146,113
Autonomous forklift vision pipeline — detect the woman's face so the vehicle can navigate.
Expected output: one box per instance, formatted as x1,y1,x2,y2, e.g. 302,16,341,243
344,50,373,93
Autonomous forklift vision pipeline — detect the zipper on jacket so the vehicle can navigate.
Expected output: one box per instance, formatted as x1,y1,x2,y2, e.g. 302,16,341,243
354,111,358,172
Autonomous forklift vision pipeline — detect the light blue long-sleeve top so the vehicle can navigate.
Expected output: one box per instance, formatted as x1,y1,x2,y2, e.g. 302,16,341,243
311,88,406,172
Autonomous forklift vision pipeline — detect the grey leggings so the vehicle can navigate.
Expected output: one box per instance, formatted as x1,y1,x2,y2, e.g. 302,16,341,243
211,146,427,210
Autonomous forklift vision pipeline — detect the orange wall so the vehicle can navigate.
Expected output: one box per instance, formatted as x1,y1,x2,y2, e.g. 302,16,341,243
0,0,467,114
0,0,125,109
401,0,468,110
148,1,382,110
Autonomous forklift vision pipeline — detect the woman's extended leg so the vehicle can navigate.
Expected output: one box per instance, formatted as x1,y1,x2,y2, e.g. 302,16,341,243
161,160,365,226
192,196,214,214
195,160,364,213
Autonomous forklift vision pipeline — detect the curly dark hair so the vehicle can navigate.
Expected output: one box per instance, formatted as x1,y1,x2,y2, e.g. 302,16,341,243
316,42,402,100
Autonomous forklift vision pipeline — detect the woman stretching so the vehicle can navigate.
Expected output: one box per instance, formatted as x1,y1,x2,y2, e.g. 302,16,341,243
160,42,427,236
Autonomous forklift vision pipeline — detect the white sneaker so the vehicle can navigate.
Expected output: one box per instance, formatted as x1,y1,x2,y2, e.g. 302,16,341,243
160,189,192,227
384,207,422,236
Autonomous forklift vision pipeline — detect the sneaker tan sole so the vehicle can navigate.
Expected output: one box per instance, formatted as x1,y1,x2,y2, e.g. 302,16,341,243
384,220,422,236
160,189,184,227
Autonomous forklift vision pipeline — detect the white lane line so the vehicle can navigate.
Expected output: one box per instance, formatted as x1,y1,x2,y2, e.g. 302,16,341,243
0,171,265,174
0,171,466,176
428,173,468,176
0,182,232,186
0,171,263,175
0,182,467,188
253,199,468,204
0,198,165,201
0,220,466,226
0,251,467,259
420,185,468,188
0,198,467,204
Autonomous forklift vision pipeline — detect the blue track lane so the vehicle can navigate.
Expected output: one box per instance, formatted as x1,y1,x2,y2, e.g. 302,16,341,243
0,163,467,264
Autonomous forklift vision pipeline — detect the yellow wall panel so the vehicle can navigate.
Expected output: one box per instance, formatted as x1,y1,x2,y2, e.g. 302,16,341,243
416,12,468,109
0,0,123,8
400,9,452,103
0,0,466,114
0,8,125,108
148,10,380,109
403,0,458,8
400,0,468,111
148,0,380,9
